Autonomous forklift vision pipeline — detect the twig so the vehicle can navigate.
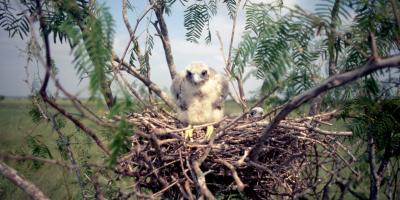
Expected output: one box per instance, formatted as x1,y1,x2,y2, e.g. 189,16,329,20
151,0,177,80
237,149,250,166
0,161,49,200
192,161,216,200
151,181,178,198
115,0,153,77
184,180,195,200
54,79,108,126
49,114,86,199
0,154,71,169
216,159,245,192
226,0,247,110
179,150,194,184
111,57,147,109
90,174,106,200
0,154,107,170
250,55,400,161
369,32,380,61
226,0,242,69
214,87,279,140
32,0,111,156
171,175,190,199
305,123,352,136
156,117,226,134
113,56,176,110
216,31,242,106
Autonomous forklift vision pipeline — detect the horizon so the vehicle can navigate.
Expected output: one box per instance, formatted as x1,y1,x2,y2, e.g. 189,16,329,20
0,0,315,99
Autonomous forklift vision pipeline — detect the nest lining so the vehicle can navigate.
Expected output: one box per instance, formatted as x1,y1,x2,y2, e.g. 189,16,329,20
115,109,341,199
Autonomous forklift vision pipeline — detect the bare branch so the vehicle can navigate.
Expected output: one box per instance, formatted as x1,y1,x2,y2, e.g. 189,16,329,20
369,32,380,61
216,159,245,192
224,0,247,110
0,154,71,169
305,123,352,136
32,0,111,156
192,161,216,200
90,174,106,200
214,87,278,140
151,0,177,80
0,161,49,200
250,55,400,161
226,0,242,70
117,1,153,72
113,55,176,110
216,31,243,106
44,97,111,156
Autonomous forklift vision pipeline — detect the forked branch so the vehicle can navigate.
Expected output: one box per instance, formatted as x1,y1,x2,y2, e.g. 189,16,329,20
113,56,176,110
250,54,400,161
33,0,111,156
151,0,177,80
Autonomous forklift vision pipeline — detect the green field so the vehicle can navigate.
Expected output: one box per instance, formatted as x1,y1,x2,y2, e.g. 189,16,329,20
0,98,247,199
0,98,106,199
0,97,365,199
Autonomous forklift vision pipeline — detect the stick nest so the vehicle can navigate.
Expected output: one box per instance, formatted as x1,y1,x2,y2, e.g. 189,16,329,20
115,108,341,199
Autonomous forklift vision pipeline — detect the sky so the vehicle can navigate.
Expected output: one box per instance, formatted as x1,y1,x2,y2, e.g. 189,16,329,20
0,0,315,98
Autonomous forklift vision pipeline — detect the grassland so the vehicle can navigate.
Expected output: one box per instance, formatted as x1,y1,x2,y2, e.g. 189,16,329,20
0,98,106,199
0,97,357,199
0,98,247,199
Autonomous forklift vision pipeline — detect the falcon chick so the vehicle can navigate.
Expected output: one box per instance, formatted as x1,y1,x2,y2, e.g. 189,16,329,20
249,107,264,118
171,62,229,140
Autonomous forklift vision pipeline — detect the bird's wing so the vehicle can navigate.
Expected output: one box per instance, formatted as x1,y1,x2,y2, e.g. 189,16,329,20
211,73,230,110
219,75,229,99
171,73,184,100
171,73,188,111
209,68,229,99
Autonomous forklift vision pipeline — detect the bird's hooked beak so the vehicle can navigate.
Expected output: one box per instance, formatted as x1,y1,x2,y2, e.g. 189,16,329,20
191,74,202,85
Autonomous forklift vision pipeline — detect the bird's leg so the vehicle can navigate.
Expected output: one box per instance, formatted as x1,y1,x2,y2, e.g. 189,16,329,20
183,125,194,141
204,125,214,140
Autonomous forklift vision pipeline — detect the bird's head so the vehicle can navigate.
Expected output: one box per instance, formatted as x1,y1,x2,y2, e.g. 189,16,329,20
185,62,212,86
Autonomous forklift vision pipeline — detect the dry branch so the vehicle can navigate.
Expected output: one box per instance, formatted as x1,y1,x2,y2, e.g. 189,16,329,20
90,174,106,200
216,159,245,192
0,161,49,200
151,0,177,80
0,154,72,169
33,0,111,156
113,56,176,110
250,55,400,161
115,107,345,199
224,0,247,110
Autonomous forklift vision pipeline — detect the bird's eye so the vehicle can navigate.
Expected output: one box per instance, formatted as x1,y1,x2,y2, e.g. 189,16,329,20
186,71,192,78
201,70,207,76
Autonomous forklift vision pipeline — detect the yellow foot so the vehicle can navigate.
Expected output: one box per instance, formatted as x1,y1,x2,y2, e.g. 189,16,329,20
183,125,194,141
205,125,214,140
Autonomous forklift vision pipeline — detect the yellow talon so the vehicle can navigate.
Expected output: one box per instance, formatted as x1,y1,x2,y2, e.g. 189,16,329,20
183,125,194,141
205,125,214,140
